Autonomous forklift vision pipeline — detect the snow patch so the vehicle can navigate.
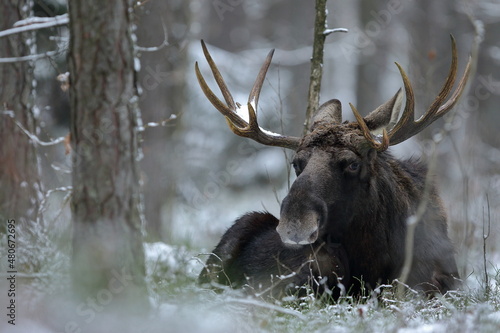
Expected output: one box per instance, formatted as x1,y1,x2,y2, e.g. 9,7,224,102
144,242,199,278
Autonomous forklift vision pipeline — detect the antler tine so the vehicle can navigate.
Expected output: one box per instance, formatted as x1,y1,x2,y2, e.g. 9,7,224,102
248,49,275,111
436,55,471,113
424,35,459,117
200,40,237,111
196,41,301,150
349,103,389,151
195,43,247,129
386,62,416,145
388,35,471,146
226,102,299,149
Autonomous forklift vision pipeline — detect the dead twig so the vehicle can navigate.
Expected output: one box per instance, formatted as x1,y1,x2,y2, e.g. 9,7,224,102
482,194,491,298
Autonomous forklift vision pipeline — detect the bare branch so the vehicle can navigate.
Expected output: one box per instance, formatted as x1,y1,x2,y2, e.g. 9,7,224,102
323,28,348,36
397,142,439,298
0,14,69,63
1,111,65,146
37,186,73,226
140,113,180,130
0,14,69,38
0,50,61,63
135,16,169,52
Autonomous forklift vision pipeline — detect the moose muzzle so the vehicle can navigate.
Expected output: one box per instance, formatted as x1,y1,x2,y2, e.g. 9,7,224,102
277,186,327,245
276,215,320,245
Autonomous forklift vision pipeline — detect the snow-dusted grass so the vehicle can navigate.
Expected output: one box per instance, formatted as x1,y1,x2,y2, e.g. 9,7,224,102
1,175,498,332
140,241,500,333
1,219,499,332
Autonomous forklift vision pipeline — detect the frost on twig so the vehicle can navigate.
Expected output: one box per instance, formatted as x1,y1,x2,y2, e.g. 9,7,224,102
0,14,69,63
37,186,73,226
0,14,69,38
138,113,180,131
323,28,348,36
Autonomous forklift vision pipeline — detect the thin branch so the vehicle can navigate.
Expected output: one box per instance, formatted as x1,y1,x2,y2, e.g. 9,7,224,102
303,0,347,134
0,14,69,39
139,113,179,131
323,28,348,36
482,194,491,298
397,143,439,298
37,186,73,226
135,42,168,53
0,50,61,63
396,14,484,297
135,16,169,52
0,14,69,63
1,111,66,146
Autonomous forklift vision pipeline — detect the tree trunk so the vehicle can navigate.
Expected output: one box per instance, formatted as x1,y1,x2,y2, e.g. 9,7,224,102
0,0,41,225
68,0,148,309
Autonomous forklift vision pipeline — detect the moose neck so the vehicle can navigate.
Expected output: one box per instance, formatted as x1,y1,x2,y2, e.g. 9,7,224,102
339,151,426,284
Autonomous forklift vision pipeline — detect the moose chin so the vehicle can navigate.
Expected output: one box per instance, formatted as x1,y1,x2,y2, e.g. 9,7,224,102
196,37,470,300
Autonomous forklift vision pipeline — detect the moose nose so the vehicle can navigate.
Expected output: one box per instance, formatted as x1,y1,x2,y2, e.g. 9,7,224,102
276,225,319,245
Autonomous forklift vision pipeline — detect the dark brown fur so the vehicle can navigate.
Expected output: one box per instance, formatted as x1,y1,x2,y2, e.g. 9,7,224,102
199,212,349,299
196,39,467,300
199,116,459,300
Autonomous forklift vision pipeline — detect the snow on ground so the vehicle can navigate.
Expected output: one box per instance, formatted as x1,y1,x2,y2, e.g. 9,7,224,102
139,234,500,333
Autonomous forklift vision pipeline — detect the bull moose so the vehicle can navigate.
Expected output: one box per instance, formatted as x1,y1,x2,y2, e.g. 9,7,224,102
195,37,470,299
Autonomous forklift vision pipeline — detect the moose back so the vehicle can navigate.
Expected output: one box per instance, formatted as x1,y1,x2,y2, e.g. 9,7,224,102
196,37,470,299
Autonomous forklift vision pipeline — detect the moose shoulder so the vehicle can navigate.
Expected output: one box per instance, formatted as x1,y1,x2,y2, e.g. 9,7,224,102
196,37,470,299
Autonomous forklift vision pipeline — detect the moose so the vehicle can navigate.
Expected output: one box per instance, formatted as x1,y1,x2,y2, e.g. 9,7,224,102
195,37,471,299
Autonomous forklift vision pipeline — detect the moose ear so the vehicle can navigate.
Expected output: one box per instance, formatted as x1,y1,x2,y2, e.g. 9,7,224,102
311,99,342,130
364,88,403,135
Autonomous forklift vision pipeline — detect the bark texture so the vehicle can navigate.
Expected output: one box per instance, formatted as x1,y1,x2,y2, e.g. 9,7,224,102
68,0,148,308
0,0,41,225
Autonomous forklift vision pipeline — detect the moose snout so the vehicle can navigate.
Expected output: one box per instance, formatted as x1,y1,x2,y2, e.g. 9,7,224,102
276,220,319,245
278,177,326,245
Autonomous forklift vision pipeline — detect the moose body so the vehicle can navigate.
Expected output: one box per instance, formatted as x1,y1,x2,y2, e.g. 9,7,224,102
196,38,470,299
199,212,349,298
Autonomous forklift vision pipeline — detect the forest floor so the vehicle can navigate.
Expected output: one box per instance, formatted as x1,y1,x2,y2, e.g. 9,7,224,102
0,232,499,332
142,242,500,333
1,187,499,332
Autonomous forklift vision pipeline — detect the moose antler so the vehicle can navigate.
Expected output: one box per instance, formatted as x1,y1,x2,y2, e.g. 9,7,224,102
351,35,472,151
195,40,301,150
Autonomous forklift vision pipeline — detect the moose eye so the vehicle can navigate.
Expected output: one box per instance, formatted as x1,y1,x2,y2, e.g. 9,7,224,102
292,157,307,175
292,160,302,175
347,162,360,172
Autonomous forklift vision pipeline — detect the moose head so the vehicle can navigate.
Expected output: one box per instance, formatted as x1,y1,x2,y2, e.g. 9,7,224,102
195,37,470,248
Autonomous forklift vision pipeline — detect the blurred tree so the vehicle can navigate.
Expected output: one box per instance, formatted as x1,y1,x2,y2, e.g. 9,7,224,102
0,0,42,226
136,0,190,242
68,0,148,308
